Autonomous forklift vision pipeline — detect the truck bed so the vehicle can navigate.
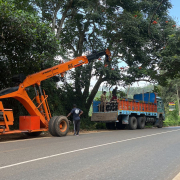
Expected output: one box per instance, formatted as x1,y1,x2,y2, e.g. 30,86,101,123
91,111,117,122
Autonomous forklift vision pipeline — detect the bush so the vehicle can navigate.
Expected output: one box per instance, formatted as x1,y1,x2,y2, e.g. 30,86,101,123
163,117,180,126
164,102,180,126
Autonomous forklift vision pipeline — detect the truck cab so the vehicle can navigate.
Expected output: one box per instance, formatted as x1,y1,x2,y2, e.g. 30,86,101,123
156,97,165,121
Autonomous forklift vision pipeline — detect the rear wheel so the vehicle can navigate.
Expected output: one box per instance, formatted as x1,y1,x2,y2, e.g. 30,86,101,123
129,116,137,130
157,116,163,128
48,116,58,136
54,116,69,136
137,116,145,129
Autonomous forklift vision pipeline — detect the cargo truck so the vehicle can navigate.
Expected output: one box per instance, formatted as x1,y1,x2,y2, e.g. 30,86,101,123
91,92,165,130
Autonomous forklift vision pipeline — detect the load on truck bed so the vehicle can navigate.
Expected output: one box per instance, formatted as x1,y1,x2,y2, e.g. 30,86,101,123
91,92,165,130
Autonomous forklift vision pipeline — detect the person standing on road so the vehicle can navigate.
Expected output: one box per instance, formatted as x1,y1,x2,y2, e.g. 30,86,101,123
67,104,83,136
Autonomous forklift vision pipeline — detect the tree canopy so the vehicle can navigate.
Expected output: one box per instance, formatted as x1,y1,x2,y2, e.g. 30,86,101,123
0,0,59,89
0,0,179,118
32,0,175,115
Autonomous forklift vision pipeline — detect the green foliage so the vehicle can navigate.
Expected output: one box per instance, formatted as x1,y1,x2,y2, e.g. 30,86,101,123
32,0,176,118
0,0,59,89
164,103,180,126
159,29,180,82
152,78,180,127
1,0,179,131
0,1,62,128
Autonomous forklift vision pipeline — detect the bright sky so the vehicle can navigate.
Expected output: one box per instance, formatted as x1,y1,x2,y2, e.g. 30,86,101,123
169,0,180,25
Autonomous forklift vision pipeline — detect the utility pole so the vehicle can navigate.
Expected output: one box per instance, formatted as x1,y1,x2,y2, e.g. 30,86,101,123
176,84,180,116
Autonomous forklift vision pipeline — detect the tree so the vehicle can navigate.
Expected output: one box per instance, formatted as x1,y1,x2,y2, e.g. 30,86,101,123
0,1,63,127
158,28,180,83
31,0,174,117
0,0,59,89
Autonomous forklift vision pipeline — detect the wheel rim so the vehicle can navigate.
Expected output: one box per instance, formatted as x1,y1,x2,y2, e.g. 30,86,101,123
59,120,67,132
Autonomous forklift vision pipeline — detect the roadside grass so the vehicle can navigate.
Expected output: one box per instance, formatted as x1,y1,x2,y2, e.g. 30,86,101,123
163,117,180,127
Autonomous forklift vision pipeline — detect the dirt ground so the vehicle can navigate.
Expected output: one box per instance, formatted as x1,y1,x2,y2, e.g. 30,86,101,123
0,130,109,142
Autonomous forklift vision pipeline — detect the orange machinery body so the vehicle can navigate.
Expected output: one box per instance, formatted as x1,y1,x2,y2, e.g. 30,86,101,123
0,49,111,135
19,116,40,130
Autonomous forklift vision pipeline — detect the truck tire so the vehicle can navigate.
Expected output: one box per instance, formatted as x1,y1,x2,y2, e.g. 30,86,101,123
54,116,69,136
137,117,145,129
106,122,116,130
157,116,163,128
129,116,137,130
48,116,58,136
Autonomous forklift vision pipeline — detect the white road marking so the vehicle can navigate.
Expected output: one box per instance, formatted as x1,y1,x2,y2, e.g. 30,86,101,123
173,172,180,180
0,136,51,144
0,129,180,170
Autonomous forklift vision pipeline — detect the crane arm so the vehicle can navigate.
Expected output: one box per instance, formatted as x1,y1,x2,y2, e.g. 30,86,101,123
0,49,111,99
21,49,111,88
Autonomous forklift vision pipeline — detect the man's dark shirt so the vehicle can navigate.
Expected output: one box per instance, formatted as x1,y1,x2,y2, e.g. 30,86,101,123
70,108,82,120
112,89,117,96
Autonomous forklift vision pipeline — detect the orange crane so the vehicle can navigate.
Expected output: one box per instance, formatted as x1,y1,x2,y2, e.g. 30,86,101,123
0,49,111,136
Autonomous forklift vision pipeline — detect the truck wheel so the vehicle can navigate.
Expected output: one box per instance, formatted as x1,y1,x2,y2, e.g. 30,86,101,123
137,117,145,129
48,116,58,136
25,131,42,136
157,116,163,128
54,116,69,136
129,116,137,130
116,122,126,130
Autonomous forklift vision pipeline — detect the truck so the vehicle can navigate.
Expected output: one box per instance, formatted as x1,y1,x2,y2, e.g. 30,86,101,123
91,92,165,130
0,49,111,136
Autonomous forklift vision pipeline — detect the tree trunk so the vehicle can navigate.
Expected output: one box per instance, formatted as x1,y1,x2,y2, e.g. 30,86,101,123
56,0,74,39
85,75,104,111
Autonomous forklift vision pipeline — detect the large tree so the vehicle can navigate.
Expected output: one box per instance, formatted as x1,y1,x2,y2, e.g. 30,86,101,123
31,0,175,116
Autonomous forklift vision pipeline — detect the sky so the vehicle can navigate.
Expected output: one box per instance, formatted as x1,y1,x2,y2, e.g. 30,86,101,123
169,0,180,25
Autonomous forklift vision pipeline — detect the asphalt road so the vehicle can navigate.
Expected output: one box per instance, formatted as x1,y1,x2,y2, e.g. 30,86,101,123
0,127,180,180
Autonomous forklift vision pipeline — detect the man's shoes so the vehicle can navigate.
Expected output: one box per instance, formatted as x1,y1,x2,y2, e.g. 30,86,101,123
74,133,76,136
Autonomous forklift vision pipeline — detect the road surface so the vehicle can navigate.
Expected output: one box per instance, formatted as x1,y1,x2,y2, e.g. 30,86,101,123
0,127,180,180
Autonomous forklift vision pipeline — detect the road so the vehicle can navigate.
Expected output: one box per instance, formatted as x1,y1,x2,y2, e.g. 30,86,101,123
0,127,180,180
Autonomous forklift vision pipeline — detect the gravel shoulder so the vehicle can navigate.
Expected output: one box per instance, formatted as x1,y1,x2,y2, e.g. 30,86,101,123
0,129,109,142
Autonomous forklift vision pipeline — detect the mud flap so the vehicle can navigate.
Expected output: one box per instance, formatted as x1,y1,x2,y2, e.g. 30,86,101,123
122,115,129,124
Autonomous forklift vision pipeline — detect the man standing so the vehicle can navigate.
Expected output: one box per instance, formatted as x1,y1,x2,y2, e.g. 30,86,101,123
67,104,83,136
111,87,118,101
100,91,107,112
